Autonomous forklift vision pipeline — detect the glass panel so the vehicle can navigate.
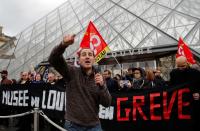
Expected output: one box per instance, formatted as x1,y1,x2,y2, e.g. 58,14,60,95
155,0,182,9
121,19,153,47
176,0,200,19
159,12,198,39
141,4,171,26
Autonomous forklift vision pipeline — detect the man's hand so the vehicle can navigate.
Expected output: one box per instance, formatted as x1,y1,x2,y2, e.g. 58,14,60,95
62,34,76,47
95,73,104,87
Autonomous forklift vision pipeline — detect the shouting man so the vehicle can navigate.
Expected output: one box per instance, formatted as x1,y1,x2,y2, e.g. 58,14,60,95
49,34,111,131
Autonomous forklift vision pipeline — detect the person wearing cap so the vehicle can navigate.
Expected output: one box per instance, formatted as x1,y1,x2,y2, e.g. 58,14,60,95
0,70,12,129
49,34,111,131
0,70,12,85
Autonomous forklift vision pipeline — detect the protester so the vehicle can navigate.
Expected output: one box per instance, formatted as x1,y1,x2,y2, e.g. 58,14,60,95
103,70,119,93
0,70,12,129
153,68,167,88
49,34,111,131
169,56,200,130
17,71,31,131
47,72,56,85
46,72,64,131
124,67,134,82
118,79,132,91
145,69,156,88
0,70,12,85
132,68,148,89
28,71,35,82
32,73,44,83
170,56,200,100
18,71,30,84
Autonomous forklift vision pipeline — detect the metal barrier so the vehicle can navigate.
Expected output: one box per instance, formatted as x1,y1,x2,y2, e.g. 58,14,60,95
34,108,39,131
0,108,67,131
39,111,67,131
0,110,34,118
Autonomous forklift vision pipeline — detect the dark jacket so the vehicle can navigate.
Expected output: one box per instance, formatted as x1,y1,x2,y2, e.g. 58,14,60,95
153,76,167,88
1,78,12,85
49,43,112,126
105,77,119,93
132,78,149,89
31,80,45,84
170,67,200,92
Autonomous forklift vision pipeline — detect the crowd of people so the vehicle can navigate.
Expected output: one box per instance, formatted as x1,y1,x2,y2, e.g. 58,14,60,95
103,56,200,101
0,70,60,86
0,34,199,131
0,57,200,130
1,58,199,95
0,70,66,131
103,67,167,93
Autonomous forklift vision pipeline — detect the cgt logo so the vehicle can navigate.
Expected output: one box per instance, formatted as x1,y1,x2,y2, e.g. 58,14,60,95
90,34,101,56
178,45,185,56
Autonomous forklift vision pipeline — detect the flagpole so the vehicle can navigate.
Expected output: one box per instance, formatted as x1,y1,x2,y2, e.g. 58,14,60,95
112,56,123,73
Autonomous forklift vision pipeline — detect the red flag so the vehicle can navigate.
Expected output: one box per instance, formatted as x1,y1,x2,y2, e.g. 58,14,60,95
78,21,110,63
176,37,196,64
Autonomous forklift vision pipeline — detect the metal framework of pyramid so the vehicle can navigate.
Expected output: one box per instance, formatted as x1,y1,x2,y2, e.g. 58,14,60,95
1,0,200,78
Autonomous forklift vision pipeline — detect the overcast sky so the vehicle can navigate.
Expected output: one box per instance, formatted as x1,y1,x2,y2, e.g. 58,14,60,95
0,0,67,36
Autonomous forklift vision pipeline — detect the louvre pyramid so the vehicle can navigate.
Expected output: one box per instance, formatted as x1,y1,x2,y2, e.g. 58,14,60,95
1,0,200,78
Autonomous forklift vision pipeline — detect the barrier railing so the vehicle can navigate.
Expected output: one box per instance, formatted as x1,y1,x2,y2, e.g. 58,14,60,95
0,108,67,131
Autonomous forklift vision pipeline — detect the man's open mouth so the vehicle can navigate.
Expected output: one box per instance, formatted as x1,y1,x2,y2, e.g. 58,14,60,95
85,61,91,64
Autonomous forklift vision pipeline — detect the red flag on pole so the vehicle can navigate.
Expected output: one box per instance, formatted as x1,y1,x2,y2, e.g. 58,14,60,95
176,37,196,64
78,21,110,63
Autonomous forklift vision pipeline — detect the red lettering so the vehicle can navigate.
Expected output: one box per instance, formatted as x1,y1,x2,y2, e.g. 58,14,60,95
163,91,177,120
150,93,161,120
178,88,191,119
116,88,191,122
133,96,148,121
117,97,130,121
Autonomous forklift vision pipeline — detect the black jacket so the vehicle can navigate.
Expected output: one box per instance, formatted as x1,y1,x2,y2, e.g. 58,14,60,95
105,77,119,93
170,67,200,92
